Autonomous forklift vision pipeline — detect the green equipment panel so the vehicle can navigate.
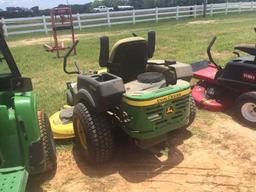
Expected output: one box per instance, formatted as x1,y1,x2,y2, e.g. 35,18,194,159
0,167,28,192
121,80,191,140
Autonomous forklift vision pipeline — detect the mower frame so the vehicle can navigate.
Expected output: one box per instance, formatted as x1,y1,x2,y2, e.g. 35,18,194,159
62,32,196,165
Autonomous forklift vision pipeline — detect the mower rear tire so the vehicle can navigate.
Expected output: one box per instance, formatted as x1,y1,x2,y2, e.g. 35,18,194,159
188,95,197,126
73,103,114,165
181,95,196,130
235,92,256,127
38,111,57,172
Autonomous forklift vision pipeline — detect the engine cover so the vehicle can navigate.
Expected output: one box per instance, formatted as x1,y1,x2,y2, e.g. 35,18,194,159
218,56,256,91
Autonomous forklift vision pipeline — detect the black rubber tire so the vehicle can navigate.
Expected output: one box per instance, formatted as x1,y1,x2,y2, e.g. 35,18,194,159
188,95,197,126
235,92,256,127
73,103,114,165
180,95,196,130
38,112,57,172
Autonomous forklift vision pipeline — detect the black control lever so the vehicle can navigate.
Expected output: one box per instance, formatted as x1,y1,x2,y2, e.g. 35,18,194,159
233,51,240,57
132,33,138,37
207,37,222,70
63,40,80,75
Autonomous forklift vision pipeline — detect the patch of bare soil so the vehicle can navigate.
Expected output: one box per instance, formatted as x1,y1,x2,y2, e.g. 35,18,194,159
28,111,256,192
8,34,94,48
188,20,216,25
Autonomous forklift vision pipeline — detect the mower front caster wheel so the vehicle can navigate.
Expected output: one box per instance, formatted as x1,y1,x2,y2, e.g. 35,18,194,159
235,92,256,127
73,103,114,165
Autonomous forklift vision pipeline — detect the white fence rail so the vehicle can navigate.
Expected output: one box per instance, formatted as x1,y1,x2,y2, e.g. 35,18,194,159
1,2,256,36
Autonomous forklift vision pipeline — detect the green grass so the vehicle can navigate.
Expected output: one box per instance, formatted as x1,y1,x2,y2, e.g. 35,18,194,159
7,12,256,115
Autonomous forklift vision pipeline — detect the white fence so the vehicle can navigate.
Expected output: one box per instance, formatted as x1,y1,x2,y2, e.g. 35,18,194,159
1,2,256,36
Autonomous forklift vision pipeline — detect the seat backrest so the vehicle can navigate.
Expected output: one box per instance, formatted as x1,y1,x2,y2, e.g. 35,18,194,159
235,46,256,63
108,37,148,83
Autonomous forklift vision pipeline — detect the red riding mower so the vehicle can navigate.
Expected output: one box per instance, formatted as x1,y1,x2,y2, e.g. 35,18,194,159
191,37,256,127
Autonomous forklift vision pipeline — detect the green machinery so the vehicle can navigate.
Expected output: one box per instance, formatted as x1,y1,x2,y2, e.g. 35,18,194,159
61,31,196,165
0,33,56,192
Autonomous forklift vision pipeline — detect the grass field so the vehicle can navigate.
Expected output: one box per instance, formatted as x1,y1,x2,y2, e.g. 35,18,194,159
7,12,256,115
8,12,256,192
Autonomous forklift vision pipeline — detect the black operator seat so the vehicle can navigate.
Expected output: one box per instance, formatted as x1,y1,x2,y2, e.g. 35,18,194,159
108,37,148,83
99,32,157,84
235,46,256,61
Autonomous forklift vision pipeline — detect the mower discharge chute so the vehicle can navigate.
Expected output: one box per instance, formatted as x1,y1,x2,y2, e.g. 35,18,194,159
0,33,56,191
192,36,256,127
51,32,196,164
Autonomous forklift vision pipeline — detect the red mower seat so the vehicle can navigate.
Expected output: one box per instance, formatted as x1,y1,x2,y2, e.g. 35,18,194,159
192,85,231,112
193,64,218,83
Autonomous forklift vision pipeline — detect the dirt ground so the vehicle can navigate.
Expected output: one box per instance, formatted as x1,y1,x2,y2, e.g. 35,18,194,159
27,110,256,192
187,20,216,25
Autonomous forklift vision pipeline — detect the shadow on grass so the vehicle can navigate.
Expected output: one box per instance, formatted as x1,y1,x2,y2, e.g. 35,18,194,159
72,128,192,183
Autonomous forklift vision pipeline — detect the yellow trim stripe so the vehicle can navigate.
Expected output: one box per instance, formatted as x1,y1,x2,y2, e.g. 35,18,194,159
123,89,191,107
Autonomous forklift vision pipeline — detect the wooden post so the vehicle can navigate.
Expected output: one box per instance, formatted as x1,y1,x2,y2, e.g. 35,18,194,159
42,15,48,34
1,18,8,37
194,5,197,18
132,9,136,24
155,7,159,23
239,1,241,13
176,6,179,20
210,4,213,16
225,2,228,15
77,13,82,30
107,10,111,27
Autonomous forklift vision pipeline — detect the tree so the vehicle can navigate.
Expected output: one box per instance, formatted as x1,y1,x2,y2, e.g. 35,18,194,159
143,0,157,8
203,0,207,17
92,0,129,7
90,0,250,9
129,0,144,8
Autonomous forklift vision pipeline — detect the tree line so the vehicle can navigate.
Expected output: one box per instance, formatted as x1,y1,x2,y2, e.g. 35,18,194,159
91,0,254,9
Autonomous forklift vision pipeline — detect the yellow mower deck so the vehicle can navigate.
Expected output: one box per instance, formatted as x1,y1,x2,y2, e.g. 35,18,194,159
49,106,75,139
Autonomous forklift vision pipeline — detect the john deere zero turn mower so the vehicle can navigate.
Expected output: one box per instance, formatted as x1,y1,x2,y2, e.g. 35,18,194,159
54,31,196,164
192,37,256,127
0,33,56,191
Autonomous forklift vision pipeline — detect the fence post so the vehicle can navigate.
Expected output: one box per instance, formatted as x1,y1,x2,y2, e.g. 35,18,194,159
251,1,253,11
225,2,228,15
42,15,48,35
107,10,111,27
239,1,241,13
77,13,82,30
132,9,136,24
210,4,213,16
155,7,159,23
194,5,197,18
176,6,179,20
1,18,8,37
